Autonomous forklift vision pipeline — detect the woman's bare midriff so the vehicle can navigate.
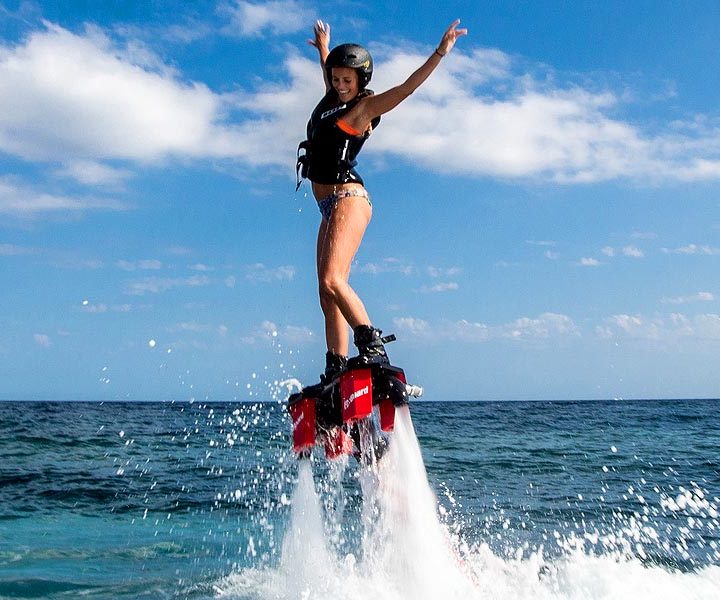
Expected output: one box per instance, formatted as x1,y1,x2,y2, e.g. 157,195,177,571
312,181,366,201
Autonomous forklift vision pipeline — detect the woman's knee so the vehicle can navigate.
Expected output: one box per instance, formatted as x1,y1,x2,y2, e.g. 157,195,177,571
319,274,346,303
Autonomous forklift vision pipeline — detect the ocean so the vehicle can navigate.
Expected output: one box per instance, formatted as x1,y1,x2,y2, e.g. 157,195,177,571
1,399,719,599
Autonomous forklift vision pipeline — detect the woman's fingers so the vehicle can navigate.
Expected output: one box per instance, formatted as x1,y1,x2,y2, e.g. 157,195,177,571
446,19,461,33
309,20,330,48
314,20,330,36
438,19,467,54
446,19,468,40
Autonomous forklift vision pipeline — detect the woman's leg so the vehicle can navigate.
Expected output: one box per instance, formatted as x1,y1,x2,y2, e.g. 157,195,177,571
316,218,349,356
317,195,372,355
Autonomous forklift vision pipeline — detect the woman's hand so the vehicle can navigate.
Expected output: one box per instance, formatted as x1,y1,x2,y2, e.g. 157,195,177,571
308,20,330,53
436,19,467,56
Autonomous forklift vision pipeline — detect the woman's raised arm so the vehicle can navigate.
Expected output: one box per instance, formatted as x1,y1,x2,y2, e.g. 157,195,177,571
346,20,467,130
308,20,332,93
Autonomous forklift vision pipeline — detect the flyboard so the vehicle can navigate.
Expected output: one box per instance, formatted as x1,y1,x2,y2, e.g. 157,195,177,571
285,341,482,594
287,334,423,463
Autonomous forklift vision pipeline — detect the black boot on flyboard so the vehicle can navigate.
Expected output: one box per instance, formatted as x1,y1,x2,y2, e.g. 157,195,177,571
352,324,392,365
287,327,423,462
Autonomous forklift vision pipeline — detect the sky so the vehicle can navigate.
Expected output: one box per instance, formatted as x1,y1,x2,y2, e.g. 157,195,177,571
1,0,719,401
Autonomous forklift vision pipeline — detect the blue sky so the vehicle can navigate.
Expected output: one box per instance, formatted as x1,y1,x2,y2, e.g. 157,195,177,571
1,0,719,401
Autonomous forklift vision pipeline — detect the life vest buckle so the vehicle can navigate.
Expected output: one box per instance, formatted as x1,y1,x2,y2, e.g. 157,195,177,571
295,140,311,191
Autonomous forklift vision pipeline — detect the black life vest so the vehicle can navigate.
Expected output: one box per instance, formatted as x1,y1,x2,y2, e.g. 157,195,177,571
296,90,381,190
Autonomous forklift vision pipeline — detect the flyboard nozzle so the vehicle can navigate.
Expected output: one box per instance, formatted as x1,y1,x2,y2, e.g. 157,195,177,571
288,391,316,454
288,380,353,459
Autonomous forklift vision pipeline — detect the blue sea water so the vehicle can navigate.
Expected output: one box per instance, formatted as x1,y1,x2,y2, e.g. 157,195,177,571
1,399,719,599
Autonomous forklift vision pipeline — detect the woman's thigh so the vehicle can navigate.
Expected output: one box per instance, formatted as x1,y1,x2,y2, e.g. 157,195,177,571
318,195,372,279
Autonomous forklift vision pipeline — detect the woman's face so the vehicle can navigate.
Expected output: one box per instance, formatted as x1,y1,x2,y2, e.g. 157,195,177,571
331,67,359,102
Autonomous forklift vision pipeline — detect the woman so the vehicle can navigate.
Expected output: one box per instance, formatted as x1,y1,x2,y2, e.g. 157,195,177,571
298,19,467,388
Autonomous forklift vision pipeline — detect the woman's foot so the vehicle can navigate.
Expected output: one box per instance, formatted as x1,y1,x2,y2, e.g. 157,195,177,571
321,350,348,383
353,325,390,364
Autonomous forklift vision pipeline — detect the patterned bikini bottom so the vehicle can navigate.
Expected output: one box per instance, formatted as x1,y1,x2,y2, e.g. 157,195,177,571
316,189,372,221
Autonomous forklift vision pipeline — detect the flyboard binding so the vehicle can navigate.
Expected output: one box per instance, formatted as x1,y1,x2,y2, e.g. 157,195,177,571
287,334,422,464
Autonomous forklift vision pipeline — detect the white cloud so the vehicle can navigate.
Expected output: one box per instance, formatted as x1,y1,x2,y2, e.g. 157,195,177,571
71,260,105,270
445,320,492,343
367,47,720,183
0,23,226,163
81,303,108,313
661,291,715,305
694,314,720,339
420,282,458,293
502,313,580,339
166,246,194,256
427,265,462,278
526,240,557,247
54,160,132,186
48,254,104,270
597,312,720,341
155,21,215,44
3,22,720,189
0,177,127,217
393,317,431,337
393,312,578,343
166,321,231,339
260,320,278,338
525,240,560,259
0,243,38,256
604,314,648,335
33,333,51,347
81,302,134,314
282,324,315,344
246,320,314,345
219,1,309,37
189,263,213,272
0,22,311,185
358,257,415,276
622,245,644,258
168,321,213,333
124,274,210,295
600,245,645,259
578,257,601,266
244,263,295,282
663,244,720,255
116,259,163,271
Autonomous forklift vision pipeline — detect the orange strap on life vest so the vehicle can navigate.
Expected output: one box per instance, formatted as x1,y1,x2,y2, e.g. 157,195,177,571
336,119,362,136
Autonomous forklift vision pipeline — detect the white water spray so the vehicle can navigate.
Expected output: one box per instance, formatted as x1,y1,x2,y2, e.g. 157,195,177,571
364,405,480,598
216,405,720,600
278,460,335,595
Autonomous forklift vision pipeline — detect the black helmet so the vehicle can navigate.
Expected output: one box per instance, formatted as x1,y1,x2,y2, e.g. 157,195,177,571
325,43,373,88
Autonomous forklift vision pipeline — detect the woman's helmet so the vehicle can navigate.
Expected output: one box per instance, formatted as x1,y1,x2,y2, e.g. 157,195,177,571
325,43,373,88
